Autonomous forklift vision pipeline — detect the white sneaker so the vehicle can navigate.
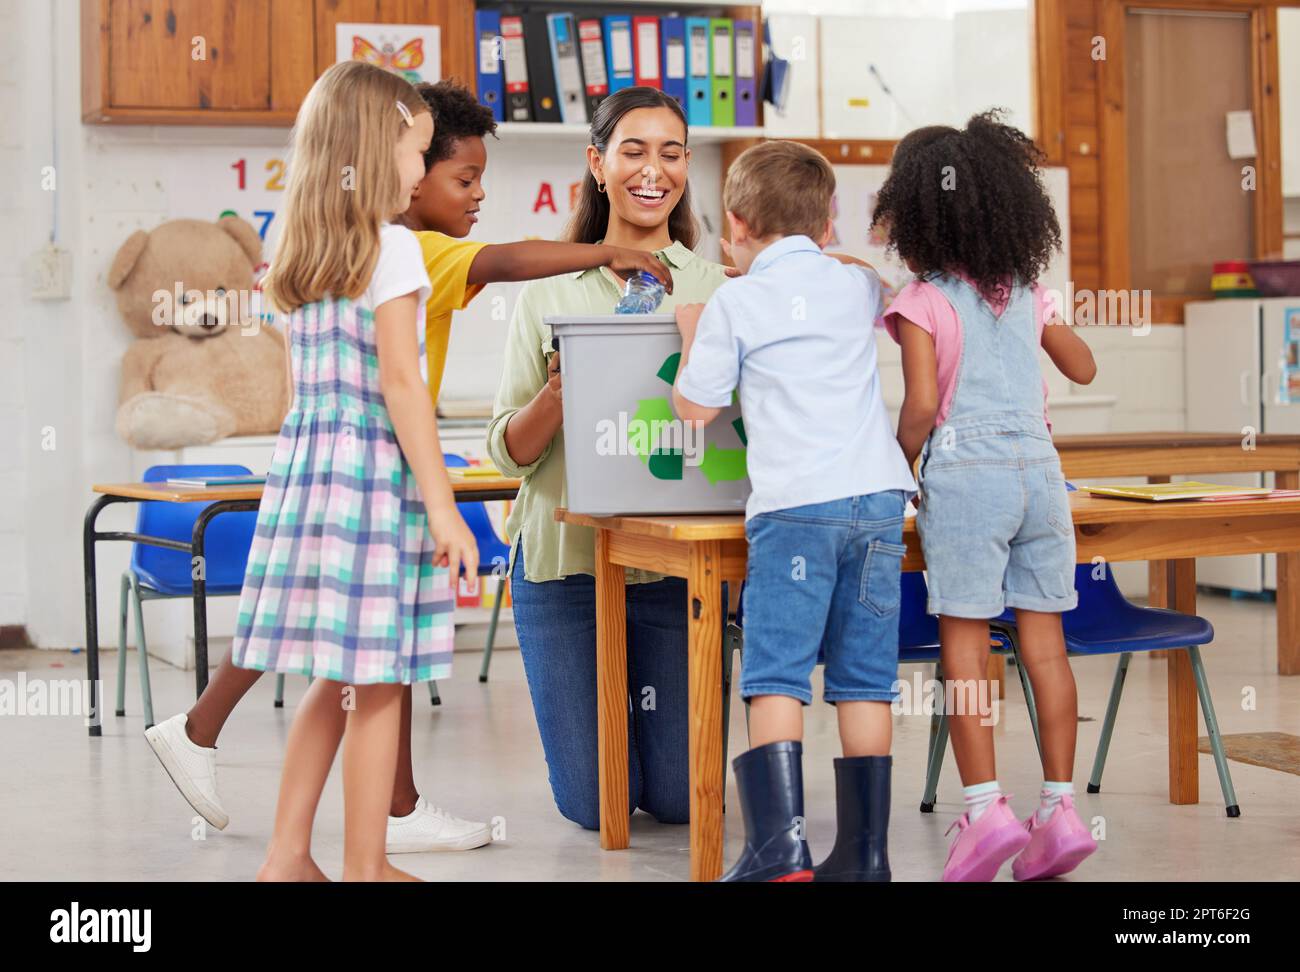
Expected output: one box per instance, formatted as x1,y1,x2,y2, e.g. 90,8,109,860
386,797,491,853
144,713,229,831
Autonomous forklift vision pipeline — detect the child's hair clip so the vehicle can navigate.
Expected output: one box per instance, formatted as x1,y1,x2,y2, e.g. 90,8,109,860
395,100,415,127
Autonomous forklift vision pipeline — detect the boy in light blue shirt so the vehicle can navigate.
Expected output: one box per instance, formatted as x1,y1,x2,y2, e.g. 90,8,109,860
673,140,915,883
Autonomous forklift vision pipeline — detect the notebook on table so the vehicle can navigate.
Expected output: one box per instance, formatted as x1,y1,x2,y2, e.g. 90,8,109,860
165,475,266,488
1083,482,1283,502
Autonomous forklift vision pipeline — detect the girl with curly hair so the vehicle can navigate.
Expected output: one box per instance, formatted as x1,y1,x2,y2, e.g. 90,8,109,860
875,111,1099,882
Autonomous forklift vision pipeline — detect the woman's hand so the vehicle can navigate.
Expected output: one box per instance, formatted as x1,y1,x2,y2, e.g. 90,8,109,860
428,502,479,590
545,351,563,407
603,246,674,294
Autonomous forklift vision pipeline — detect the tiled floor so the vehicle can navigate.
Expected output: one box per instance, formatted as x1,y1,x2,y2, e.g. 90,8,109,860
1,592,1296,881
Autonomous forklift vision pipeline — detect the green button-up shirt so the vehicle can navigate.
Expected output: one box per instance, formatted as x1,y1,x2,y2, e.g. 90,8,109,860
487,240,730,583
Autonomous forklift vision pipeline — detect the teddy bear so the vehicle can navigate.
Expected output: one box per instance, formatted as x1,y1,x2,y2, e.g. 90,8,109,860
108,216,290,450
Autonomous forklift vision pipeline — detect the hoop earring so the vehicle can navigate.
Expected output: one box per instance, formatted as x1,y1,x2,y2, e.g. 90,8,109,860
596,181,606,193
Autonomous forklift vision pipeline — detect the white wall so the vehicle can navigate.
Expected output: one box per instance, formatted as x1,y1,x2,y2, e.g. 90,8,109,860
767,0,1033,138
0,0,26,626
2,0,93,646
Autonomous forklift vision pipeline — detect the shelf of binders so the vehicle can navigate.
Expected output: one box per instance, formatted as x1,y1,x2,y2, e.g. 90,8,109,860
493,121,764,143
471,3,763,137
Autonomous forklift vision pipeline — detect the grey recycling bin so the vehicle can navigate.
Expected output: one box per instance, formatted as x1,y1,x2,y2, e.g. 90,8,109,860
547,313,752,515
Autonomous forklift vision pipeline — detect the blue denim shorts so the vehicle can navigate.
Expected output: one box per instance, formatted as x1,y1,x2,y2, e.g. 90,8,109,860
917,429,1078,619
740,491,907,705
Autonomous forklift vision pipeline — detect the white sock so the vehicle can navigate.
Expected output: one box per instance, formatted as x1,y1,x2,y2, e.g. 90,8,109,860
963,780,1002,821
1037,781,1073,824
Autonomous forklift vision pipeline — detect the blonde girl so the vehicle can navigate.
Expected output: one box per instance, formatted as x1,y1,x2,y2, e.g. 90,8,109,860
232,59,477,882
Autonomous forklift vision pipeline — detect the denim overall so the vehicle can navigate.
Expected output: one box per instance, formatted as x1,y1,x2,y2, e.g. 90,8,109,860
915,275,1078,619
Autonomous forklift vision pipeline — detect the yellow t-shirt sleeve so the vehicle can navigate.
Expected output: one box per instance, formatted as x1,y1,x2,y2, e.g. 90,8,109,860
416,231,489,315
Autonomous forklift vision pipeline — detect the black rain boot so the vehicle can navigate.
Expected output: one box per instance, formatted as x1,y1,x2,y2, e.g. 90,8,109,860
718,740,814,882
813,755,892,882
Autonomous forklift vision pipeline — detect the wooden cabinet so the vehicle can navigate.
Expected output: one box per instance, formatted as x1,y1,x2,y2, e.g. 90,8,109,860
106,0,271,110
82,0,473,125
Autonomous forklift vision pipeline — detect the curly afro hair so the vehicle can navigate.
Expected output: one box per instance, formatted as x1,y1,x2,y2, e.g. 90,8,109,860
871,110,1060,302
414,80,499,169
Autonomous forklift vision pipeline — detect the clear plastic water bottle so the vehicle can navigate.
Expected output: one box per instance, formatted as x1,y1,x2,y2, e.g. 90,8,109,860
614,269,666,314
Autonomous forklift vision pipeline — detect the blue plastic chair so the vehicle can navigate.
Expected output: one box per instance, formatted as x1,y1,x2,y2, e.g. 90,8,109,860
895,571,1030,813
996,563,1238,815
985,482,1238,815
119,465,258,729
271,454,513,709
426,455,513,705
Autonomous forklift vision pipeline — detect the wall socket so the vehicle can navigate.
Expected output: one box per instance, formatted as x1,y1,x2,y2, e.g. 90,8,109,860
26,242,72,300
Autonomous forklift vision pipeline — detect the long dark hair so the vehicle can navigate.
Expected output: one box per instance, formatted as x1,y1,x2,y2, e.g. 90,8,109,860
872,109,1061,302
564,86,699,249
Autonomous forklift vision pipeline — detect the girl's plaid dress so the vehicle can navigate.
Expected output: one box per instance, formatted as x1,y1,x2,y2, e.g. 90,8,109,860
233,226,453,684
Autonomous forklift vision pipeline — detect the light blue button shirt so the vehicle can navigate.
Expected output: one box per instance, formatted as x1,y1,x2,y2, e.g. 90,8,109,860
676,235,917,520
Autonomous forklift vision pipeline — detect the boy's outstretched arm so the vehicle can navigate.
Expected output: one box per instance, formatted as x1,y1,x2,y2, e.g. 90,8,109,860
896,318,940,467
1042,317,1097,385
672,303,724,426
467,241,673,293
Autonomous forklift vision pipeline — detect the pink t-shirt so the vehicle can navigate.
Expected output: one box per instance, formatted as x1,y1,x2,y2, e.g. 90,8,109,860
881,277,1053,428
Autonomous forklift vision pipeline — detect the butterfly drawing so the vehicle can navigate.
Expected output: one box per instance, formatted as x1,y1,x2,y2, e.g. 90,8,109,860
351,35,426,83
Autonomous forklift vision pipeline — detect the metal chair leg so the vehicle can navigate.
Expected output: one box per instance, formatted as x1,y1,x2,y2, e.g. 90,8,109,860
116,573,130,717
1087,652,1131,793
1187,645,1241,817
479,575,506,683
428,680,441,706
921,662,948,812
1011,641,1044,763
274,674,285,708
721,620,742,811
128,574,155,729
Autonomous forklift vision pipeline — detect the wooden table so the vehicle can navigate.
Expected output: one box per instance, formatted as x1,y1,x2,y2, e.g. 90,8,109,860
82,474,520,736
1056,432,1300,675
559,491,1300,881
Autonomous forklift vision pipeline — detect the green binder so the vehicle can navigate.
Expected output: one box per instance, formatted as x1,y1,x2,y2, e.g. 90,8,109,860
709,18,735,127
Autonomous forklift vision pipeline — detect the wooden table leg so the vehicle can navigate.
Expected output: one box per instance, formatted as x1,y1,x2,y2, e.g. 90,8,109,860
986,655,1005,699
1164,558,1199,805
1275,471,1300,675
687,540,725,881
594,529,630,850
1146,477,1172,660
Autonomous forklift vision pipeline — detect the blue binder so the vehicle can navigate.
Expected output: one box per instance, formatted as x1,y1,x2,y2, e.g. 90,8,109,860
660,17,687,112
474,9,504,123
547,12,588,124
604,15,634,93
685,17,711,126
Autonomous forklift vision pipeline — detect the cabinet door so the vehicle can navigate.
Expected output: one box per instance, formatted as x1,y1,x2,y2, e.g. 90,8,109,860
1184,300,1264,592
270,0,316,112
314,0,475,89
107,0,272,110
1185,300,1262,433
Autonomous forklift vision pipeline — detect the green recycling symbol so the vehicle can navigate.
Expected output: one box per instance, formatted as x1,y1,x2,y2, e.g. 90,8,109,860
626,352,748,483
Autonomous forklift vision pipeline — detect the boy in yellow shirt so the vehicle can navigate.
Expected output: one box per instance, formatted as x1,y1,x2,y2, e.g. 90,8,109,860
398,81,672,401
144,80,676,856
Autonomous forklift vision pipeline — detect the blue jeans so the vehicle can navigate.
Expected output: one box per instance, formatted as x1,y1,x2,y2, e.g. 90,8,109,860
741,492,907,704
917,423,1078,618
510,545,690,830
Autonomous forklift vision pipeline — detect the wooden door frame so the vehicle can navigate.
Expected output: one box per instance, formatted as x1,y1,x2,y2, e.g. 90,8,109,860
1097,0,1286,323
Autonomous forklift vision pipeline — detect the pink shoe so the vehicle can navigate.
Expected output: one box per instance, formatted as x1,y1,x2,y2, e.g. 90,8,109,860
941,795,1032,882
1011,795,1097,881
